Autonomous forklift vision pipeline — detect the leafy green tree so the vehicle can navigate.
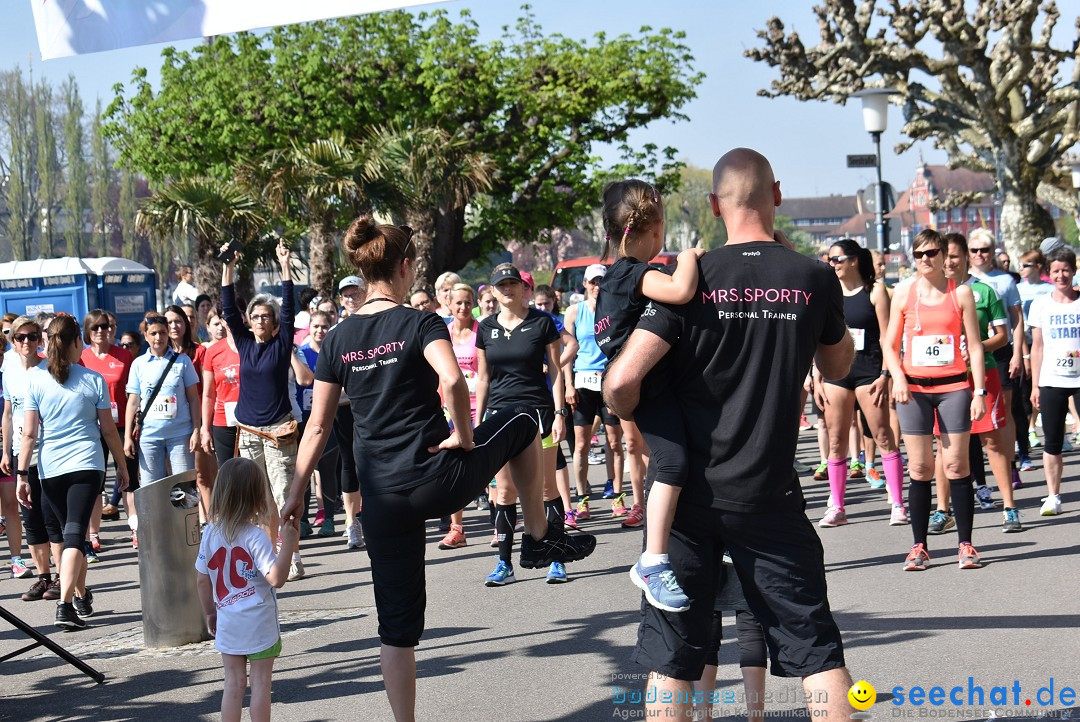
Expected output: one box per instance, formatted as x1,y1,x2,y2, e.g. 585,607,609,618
747,0,1079,258
0,69,39,260
135,177,265,297
89,99,112,253
106,9,701,283
117,167,141,260
34,80,61,256
61,76,89,258
664,164,727,251
238,132,387,295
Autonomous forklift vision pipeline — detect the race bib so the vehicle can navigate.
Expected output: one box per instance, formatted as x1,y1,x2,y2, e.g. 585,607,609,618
848,327,866,352
148,395,178,420
1053,352,1080,378
301,388,314,412
110,402,119,423
223,401,238,427
575,372,602,393
463,370,478,394
911,335,955,367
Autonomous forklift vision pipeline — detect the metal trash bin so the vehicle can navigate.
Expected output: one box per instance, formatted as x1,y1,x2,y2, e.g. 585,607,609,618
134,470,210,648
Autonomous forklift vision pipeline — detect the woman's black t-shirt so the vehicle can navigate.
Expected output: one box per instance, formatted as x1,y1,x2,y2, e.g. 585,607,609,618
315,306,452,496
476,308,559,409
843,287,880,354
595,257,655,359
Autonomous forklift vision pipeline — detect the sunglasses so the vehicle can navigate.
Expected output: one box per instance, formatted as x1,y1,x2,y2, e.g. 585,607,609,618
13,332,41,343
145,316,168,326
2,329,9,336
1021,263,1037,269
969,247,993,255
913,248,942,260
90,323,115,332
827,255,851,265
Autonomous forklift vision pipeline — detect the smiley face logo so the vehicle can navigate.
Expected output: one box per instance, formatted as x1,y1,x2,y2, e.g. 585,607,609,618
848,680,876,711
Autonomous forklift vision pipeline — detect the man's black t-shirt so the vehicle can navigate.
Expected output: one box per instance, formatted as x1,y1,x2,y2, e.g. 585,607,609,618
636,242,846,513
315,306,453,496
596,257,655,359
476,308,559,408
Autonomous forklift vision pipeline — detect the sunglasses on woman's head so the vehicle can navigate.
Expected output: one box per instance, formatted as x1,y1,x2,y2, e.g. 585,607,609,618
146,317,168,326
13,332,41,343
913,248,941,260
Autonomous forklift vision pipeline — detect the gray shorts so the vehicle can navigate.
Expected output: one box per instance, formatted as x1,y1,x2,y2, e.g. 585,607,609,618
895,388,972,436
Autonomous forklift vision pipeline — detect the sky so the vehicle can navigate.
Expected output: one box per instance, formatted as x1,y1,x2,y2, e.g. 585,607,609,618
2,0,953,200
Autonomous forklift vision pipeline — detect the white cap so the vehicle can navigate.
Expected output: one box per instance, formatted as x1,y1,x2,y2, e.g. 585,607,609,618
584,263,607,282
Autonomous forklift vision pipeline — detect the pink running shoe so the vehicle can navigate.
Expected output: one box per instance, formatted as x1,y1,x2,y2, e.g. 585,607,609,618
818,507,848,528
611,494,628,517
889,504,910,526
621,504,644,528
563,510,578,529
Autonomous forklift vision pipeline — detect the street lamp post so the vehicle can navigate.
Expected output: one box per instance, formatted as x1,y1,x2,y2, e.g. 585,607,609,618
855,88,896,253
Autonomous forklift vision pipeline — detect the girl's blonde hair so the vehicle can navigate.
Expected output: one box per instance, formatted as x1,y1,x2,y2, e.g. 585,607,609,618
209,458,272,543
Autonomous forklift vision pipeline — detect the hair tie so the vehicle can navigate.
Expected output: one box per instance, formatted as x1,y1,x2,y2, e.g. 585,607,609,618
624,225,631,236
604,233,610,241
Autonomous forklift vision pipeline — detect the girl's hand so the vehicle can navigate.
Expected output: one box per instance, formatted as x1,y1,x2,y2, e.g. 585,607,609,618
279,517,300,554
813,381,828,411
892,378,911,405
0,452,10,476
124,436,136,459
189,429,200,454
201,428,215,455
428,430,474,453
116,464,130,492
205,611,217,637
1030,387,1040,411
970,395,986,422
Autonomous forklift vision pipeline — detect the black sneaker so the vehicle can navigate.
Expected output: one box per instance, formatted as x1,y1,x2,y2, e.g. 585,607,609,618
22,577,51,602
43,576,61,601
519,526,596,569
55,602,86,631
73,589,95,619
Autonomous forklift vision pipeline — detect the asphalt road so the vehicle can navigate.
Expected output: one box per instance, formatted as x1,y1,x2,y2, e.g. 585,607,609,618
1,425,1077,721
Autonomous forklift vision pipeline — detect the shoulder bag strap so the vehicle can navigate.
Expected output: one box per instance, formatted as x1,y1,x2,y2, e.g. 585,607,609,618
136,352,180,428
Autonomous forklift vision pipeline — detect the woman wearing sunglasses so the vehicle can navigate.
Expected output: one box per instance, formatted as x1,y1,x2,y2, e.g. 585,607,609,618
80,310,139,553
882,229,986,571
813,239,908,529
2,317,63,601
123,312,201,541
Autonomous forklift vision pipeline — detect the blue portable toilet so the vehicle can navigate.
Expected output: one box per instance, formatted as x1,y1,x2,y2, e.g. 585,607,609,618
0,257,157,333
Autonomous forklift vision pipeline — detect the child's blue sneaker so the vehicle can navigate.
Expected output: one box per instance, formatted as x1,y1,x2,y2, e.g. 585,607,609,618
629,559,690,613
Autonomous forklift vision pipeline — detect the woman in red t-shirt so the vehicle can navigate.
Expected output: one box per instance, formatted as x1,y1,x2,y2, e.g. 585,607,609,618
201,308,242,470
167,304,215,522
81,309,139,550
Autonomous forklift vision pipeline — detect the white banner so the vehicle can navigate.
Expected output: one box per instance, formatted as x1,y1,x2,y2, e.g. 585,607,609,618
31,0,444,60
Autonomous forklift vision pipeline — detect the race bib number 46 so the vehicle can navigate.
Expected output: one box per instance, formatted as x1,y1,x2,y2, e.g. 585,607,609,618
911,335,955,367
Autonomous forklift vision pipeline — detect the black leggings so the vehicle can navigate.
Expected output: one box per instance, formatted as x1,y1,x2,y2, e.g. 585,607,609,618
18,466,63,546
1038,386,1080,455
707,609,768,668
211,425,239,468
41,469,104,552
361,407,539,647
634,392,688,488
334,405,360,494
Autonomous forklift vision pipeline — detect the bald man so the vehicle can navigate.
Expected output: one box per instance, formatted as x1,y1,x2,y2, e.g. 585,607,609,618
605,148,856,719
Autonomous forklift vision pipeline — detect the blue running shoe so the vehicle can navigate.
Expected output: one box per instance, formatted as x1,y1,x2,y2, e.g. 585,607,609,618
546,561,568,584
629,559,690,613
484,560,516,587
602,480,615,499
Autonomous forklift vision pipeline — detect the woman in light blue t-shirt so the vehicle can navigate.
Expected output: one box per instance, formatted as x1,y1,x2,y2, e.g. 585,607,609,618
123,314,201,486
16,315,128,630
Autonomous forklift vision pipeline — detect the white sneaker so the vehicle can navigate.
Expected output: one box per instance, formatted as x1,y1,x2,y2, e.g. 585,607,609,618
347,520,365,549
1039,494,1062,516
288,557,305,581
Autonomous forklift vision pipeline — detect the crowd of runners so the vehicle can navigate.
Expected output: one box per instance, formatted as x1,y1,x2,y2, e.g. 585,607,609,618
0,146,1076,721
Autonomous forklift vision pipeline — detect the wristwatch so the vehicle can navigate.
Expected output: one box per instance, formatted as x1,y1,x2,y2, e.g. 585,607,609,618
554,408,569,417
973,389,988,397
15,469,29,477
880,370,892,378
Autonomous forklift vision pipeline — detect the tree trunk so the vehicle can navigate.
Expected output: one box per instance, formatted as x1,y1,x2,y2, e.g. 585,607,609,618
406,207,437,292
309,222,337,297
194,235,222,306
999,187,1056,261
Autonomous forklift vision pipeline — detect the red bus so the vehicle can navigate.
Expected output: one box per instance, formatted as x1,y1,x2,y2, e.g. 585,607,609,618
551,252,679,295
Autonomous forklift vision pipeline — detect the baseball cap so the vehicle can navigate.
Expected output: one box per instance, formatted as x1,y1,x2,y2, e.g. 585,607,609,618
338,275,365,292
520,271,534,289
1040,236,1065,255
584,264,607,282
490,267,524,286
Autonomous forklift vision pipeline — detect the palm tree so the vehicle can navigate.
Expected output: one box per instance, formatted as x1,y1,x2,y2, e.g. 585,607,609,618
368,123,494,289
135,177,265,301
238,133,390,296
